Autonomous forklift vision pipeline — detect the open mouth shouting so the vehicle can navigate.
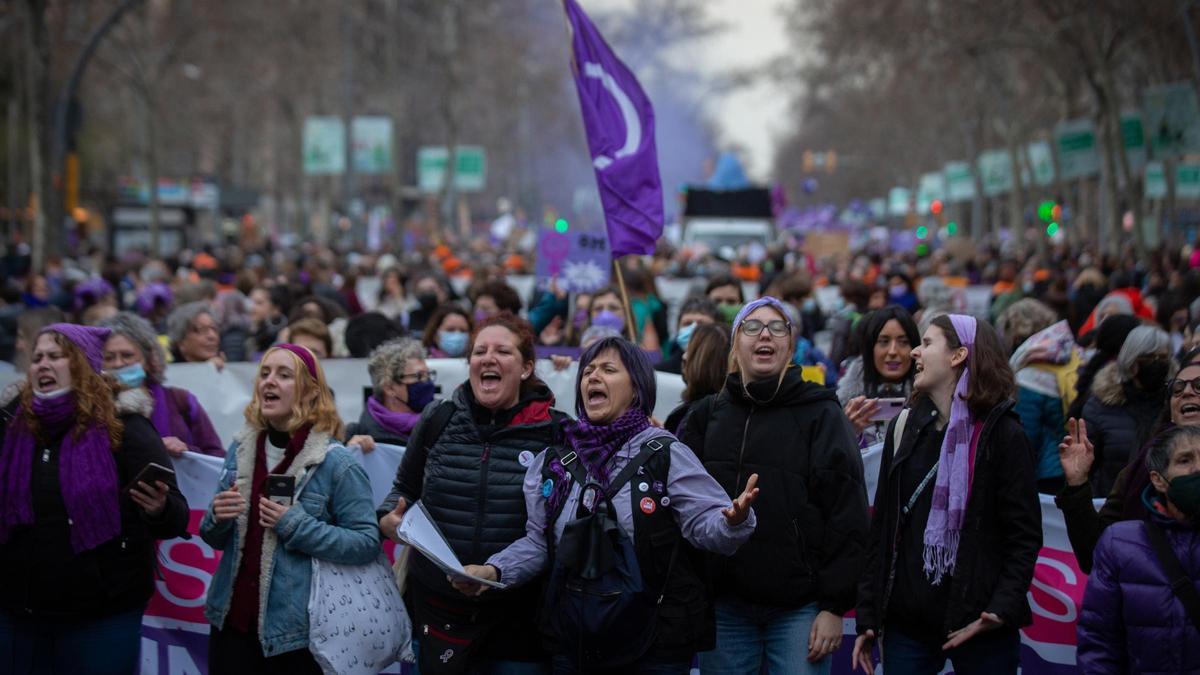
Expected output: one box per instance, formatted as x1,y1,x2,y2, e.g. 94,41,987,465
585,383,609,411
477,369,505,395
1180,400,1200,423
35,373,59,393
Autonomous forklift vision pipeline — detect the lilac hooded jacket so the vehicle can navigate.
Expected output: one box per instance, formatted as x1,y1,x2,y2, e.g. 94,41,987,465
1077,517,1200,674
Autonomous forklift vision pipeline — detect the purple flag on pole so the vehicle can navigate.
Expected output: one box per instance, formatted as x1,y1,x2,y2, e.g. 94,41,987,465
564,0,664,258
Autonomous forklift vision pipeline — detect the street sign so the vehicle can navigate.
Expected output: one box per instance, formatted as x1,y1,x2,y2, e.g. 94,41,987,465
417,146,487,193
1146,161,1166,199
887,187,911,216
1026,141,1055,186
977,149,1013,196
916,172,946,213
1142,82,1200,156
1120,112,1147,171
943,161,976,202
1055,118,1101,179
535,224,611,292
303,117,346,175
352,117,393,174
1179,163,1200,200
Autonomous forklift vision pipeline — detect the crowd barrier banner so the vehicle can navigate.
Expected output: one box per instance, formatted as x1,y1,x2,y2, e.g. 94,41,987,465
140,439,1096,673
162,358,687,450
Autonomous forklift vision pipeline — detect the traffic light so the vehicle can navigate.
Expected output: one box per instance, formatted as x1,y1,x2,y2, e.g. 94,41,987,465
554,218,569,233
930,199,943,216
946,221,958,236
916,225,929,239
1046,222,1060,237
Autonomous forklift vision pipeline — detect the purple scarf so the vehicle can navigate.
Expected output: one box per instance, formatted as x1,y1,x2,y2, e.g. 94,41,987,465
545,407,650,519
0,394,122,554
923,314,978,585
367,397,420,438
147,383,174,438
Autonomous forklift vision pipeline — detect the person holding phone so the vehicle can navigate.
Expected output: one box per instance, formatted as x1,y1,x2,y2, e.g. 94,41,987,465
201,344,379,673
680,297,869,674
852,315,1041,675
0,323,189,673
838,306,921,448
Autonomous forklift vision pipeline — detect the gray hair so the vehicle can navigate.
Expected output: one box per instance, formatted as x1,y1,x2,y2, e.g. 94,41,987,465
1095,294,1134,319
99,311,168,382
1146,426,1200,477
367,337,426,397
166,301,215,349
580,325,621,349
997,299,1059,351
1116,325,1171,382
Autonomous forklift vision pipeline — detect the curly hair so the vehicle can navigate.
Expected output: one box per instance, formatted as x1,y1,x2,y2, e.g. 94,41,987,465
244,345,343,437
21,333,123,449
367,337,426,398
99,312,167,383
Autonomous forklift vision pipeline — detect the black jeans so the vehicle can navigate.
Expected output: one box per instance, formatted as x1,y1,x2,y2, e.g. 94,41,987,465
208,624,323,675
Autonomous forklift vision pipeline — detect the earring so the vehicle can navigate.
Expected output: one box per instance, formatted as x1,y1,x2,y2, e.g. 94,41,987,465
521,373,529,380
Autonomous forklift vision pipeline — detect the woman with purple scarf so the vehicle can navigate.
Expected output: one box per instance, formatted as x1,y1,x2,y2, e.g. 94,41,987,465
0,323,189,673
99,312,226,457
460,336,759,674
345,337,434,450
852,314,1042,675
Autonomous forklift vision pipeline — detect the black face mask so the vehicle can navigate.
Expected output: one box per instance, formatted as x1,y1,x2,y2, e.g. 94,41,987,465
1136,360,1170,394
1166,472,1200,521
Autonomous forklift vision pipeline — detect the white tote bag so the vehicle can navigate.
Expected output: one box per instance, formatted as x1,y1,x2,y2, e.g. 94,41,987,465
308,551,414,674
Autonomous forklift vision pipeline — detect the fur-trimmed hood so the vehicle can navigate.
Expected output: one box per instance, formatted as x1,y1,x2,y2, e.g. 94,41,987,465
228,425,337,638
1091,362,1126,407
0,380,155,419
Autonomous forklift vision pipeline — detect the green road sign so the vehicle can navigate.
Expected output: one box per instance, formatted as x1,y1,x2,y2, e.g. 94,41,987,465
417,146,487,193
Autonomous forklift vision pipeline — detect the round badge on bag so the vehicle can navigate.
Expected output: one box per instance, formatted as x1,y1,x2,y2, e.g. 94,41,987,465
640,497,657,514
519,450,535,467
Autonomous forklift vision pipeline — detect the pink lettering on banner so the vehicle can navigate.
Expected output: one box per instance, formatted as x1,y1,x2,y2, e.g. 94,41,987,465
1021,545,1087,666
144,511,222,627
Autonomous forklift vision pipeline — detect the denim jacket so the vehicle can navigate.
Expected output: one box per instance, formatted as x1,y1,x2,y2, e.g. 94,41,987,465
200,427,380,656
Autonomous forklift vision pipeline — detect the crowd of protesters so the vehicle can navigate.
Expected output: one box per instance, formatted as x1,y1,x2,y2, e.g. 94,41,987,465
0,225,1198,673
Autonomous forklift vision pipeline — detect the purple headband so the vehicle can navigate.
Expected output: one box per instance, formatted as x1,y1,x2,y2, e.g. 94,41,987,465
949,314,978,353
40,323,113,373
275,343,318,379
730,296,792,340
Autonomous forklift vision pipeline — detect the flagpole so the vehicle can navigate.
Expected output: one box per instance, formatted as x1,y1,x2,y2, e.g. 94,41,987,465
611,257,638,344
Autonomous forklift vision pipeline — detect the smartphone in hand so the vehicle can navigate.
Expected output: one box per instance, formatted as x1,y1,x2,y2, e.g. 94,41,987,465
124,462,175,495
869,398,907,422
266,474,296,507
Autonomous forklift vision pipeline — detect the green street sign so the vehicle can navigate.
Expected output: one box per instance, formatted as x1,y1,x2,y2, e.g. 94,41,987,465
943,161,976,202
1146,161,1166,199
1026,141,1055,186
1121,113,1147,171
977,150,1013,196
417,146,487,193
1142,82,1200,156
303,117,346,175
1055,118,1100,179
916,172,946,213
1179,163,1200,200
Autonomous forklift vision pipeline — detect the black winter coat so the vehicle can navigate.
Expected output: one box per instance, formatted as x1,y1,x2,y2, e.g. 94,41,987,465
378,382,568,662
679,368,869,613
1081,362,1165,496
0,389,190,620
855,397,1042,637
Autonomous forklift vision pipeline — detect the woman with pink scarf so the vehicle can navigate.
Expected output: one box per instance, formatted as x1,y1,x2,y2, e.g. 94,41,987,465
851,314,1042,675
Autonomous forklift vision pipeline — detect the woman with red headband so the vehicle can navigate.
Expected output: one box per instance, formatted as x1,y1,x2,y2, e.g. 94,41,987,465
201,344,380,672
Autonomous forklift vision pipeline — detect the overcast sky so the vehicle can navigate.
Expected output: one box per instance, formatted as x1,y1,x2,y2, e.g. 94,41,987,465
591,0,792,181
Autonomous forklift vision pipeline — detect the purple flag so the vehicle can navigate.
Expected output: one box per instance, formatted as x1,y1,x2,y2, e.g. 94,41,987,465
564,0,664,258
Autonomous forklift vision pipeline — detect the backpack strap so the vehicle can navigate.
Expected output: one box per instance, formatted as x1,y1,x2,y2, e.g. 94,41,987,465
891,407,910,452
410,399,455,459
1144,520,1200,628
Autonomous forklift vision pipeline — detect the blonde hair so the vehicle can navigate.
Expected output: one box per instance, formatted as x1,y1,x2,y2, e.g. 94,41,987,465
244,345,343,437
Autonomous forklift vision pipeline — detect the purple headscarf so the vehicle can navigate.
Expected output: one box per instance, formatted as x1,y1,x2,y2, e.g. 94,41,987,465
923,314,977,584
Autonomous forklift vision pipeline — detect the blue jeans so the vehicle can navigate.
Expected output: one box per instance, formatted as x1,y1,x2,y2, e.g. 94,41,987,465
698,599,830,675
881,625,1020,675
0,607,144,674
411,639,550,675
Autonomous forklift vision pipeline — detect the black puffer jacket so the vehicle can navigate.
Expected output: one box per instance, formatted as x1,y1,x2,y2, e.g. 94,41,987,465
0,389,190,620
378,382,568,661
1081,362,1165,495
679,368,869,613
855,397,1042,636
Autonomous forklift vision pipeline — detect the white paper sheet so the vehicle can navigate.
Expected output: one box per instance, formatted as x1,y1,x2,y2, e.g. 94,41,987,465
396,501,508,589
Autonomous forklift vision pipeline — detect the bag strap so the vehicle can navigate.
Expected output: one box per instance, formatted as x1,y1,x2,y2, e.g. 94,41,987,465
1144,520,1200,628
902,461,940,520
891,408,910,451
550,435,672,496
412,400,455,458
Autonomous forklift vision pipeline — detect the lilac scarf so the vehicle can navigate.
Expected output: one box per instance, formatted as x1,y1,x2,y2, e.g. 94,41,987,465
0,394,122,554
367,397,420,438
923,314,977,585
545,407,651,519
147,383,174,438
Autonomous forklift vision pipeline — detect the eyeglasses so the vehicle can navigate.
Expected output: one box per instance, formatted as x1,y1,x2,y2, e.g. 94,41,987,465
1170,377,1200,397
399,370,437,384
740,319,790,338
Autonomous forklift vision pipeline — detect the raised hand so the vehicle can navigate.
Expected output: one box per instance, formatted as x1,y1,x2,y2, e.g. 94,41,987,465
844,397,881,436
1058,417,1094,487
722,473,759,525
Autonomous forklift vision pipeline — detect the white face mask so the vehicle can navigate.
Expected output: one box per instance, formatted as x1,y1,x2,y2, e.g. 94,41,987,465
33,387,72,400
